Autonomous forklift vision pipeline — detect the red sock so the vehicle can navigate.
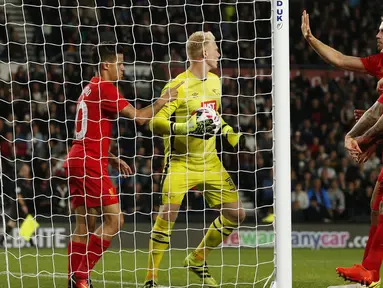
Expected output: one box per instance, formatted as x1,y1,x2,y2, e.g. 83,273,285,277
363,224,378,260
68,241,86,279
362,215,383,275
75,235,111,279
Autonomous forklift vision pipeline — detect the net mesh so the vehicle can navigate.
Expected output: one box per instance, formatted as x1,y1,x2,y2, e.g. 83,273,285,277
0,1,274,287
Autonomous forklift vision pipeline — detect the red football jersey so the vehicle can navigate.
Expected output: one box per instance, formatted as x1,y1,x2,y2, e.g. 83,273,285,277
65,77,129,170
360,53,383,80
361,53,383,103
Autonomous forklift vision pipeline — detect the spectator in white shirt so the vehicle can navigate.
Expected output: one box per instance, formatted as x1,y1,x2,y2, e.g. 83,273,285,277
317,159,337,180
292,183,309,222
362,151,381,173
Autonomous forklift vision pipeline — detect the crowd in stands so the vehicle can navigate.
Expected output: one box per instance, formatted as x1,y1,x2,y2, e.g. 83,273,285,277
0,0,382,223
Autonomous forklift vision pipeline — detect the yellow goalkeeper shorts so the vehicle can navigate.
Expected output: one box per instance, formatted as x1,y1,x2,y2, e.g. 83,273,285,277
160,158,239,207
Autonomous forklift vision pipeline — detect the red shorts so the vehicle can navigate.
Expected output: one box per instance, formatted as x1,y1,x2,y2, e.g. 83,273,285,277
65,166,119,210
372,168,383,211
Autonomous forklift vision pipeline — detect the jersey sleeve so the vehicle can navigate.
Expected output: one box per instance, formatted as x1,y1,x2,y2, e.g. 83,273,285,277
149,80,184,135
100,82,130,113
378,93,383,104
360,54,383,77
219,113,228,128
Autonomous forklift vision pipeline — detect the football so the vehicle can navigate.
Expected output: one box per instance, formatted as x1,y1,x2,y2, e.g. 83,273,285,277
194,107,221,134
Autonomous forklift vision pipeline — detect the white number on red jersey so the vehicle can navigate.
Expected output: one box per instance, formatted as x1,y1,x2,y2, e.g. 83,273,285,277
74,86,91,140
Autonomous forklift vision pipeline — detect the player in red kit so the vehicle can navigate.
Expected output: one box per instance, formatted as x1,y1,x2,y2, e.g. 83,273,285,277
302,11,383,287
64,42,183,288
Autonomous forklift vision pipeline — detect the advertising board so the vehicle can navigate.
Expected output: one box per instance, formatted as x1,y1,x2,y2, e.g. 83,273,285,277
2,223,370,250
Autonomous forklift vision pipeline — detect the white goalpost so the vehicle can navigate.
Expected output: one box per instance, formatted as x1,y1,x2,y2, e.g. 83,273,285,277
272,0,292,287
0,0,292,287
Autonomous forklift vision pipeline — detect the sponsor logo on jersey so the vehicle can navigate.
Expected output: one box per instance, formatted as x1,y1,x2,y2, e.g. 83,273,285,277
201,100,217,110
225,177,236,191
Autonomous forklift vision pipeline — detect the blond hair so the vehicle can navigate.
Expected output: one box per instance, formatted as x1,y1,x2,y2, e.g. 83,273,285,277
186,31,215,60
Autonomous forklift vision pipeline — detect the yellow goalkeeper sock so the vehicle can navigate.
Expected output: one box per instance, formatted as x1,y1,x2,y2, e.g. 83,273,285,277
193,215,238,261
145,216,175,282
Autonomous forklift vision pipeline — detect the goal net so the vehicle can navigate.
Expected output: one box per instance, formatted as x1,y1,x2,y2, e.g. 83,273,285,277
0,0,290,287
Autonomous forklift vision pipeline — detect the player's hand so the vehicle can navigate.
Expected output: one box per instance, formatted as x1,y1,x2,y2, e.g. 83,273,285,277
160,81,184,102
377,78,383,93
354,143,377,163
222,125,246,149
172,113,217,137
356,135,376,151
347,135,375,162
301,10,313,41
344,135,362,154
354,109,366,122
110,158,133,178
119,159,133,178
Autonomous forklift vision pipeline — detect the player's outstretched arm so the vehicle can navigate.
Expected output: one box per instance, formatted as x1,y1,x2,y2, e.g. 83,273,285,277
357,107,383,148
302,10,366,73
345,101,383,158
351,113,383,163
347,102,383,139
119,81,184,125
354,109,366,122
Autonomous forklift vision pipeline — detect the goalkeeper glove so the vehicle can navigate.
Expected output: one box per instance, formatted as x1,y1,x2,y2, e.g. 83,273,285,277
172,113,217,137
222,124,246,149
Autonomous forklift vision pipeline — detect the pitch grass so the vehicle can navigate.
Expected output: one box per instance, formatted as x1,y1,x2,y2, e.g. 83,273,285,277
0,248,370,287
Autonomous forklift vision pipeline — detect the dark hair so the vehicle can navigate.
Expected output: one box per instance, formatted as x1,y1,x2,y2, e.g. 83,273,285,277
91,41,124,65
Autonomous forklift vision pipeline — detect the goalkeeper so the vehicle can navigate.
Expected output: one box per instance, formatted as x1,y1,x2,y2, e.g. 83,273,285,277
143,31,246,288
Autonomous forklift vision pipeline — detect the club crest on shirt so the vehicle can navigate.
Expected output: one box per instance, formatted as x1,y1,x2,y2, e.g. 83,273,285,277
201,100,217,110
81,85,92,97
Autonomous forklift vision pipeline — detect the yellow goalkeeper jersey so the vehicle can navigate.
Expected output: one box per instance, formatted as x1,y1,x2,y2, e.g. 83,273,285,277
150,69,222,169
